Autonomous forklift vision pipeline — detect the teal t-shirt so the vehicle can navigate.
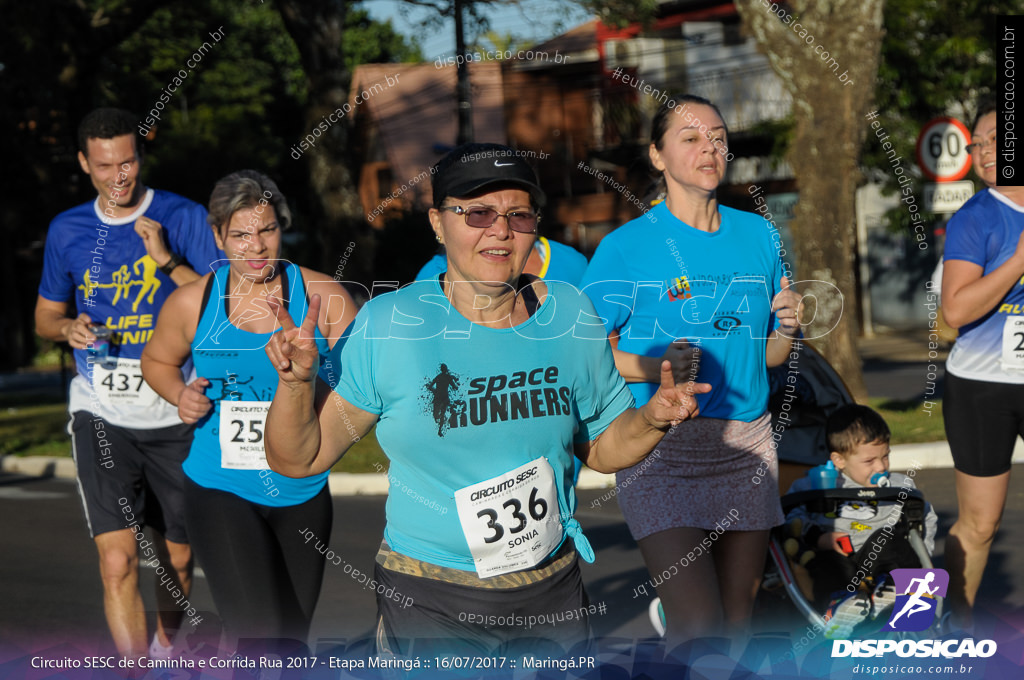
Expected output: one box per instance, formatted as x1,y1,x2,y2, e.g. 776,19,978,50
581,202,785,421
324,278,634,573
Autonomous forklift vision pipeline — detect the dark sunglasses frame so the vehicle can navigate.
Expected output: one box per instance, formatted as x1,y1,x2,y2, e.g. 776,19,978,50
439,205,540,234
965,134,996,154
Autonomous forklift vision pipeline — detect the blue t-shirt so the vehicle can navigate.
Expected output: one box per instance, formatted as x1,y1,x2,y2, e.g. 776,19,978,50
39,188,222,426
186,263,331,506
324,278,634,571
416,237,589,286
581,202,784,421
944,188,1024,383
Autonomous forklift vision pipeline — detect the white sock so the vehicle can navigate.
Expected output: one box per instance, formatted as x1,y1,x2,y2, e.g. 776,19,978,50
149,634,174,659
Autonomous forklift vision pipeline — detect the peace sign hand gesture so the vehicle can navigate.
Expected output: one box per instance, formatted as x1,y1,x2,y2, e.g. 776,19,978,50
265,293,321,385
643,360,712,430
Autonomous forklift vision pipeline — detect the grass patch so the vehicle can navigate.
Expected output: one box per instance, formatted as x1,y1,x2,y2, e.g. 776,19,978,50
0,400,70,457
0,391,942,468
331,428,388,474
0,390,390,473
869,397,945,444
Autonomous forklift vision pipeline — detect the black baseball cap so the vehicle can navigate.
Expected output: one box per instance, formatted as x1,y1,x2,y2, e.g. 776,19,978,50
431,143,546,208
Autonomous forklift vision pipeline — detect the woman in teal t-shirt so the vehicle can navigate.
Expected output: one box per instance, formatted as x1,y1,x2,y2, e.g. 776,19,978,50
261,143,710,658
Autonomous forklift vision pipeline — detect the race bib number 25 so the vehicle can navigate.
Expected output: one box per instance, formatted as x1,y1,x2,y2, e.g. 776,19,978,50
219,401,269,470
455,458,562,578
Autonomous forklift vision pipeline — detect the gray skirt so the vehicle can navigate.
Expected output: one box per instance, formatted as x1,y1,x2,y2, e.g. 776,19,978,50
615,412,784,539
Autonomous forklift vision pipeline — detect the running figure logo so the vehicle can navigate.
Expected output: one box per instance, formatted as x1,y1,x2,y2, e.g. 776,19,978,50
422,363,466,437
884,568,949,632
78,255,162,312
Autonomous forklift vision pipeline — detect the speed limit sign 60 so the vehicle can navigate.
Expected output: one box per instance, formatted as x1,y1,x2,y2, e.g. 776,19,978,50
916,117,972,182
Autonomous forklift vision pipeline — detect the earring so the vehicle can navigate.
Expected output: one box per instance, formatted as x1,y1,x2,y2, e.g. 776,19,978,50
436,235,443,243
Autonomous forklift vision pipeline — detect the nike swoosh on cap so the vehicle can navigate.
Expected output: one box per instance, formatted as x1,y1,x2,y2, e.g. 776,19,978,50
494,161,515,167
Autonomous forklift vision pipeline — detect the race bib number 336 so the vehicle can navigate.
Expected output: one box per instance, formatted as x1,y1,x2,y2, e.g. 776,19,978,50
455,458,562,578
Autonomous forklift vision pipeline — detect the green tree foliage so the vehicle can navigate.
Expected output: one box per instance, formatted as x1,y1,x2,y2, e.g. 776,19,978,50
345,9,424,70
863,0,1015,235
107,1,306,204
104,1,421,218
575,0,657,28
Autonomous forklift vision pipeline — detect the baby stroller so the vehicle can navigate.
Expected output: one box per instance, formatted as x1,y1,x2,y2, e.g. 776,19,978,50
761,342,942,638
767,340,853,491
764,484,942,640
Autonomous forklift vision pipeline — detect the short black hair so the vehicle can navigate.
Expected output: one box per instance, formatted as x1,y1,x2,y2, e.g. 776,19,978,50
78,108,141,157
826,404,891,456
971,96,998,135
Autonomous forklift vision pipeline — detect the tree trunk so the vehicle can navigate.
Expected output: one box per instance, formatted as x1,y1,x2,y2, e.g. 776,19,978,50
454,0,474,144
736,0,885,401
276,0,373,284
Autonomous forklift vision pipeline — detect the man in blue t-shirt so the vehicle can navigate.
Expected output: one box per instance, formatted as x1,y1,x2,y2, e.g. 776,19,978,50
34,108,221,659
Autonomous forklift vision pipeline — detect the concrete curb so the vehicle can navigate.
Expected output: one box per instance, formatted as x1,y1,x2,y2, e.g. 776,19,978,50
1,455,77,479
6,440,1024,496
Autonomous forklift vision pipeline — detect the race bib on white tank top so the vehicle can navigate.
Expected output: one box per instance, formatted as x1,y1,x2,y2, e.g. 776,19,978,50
92,358,162,410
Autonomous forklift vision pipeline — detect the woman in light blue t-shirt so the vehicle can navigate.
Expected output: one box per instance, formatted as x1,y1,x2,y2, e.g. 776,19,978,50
581,95,802,645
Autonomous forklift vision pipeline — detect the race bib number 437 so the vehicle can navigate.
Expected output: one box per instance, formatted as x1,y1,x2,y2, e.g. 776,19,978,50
455,458,562,578
92,359,162,410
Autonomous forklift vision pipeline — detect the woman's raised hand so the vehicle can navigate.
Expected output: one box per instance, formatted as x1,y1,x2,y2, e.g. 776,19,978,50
772,276,803,338
661,337,700,383
644,360,712,429
265,293,321,385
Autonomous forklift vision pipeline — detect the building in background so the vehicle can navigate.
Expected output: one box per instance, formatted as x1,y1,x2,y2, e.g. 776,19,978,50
351,0,947,328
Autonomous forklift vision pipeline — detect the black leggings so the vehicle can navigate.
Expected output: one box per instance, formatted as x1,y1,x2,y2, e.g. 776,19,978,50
183,477,332,645
943,372,1024,476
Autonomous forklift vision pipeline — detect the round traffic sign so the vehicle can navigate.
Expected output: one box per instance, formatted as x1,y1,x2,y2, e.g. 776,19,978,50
916,117,972,182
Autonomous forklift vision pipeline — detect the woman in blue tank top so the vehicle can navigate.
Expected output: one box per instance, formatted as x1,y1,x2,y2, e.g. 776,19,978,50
141,170,356,648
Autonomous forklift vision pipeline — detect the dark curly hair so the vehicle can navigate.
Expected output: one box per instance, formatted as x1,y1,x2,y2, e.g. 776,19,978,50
77,108,141,157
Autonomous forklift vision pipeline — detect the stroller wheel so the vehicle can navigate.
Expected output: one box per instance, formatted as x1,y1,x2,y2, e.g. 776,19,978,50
649,597,666,637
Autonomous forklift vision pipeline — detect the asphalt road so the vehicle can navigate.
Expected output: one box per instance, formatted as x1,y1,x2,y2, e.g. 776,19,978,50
2,465,1023,663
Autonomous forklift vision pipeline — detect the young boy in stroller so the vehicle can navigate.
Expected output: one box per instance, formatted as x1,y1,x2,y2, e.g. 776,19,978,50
783,404,938,639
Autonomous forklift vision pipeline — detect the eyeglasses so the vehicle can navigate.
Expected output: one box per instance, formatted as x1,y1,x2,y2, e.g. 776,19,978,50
966,135,996,153
439,205,540,233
